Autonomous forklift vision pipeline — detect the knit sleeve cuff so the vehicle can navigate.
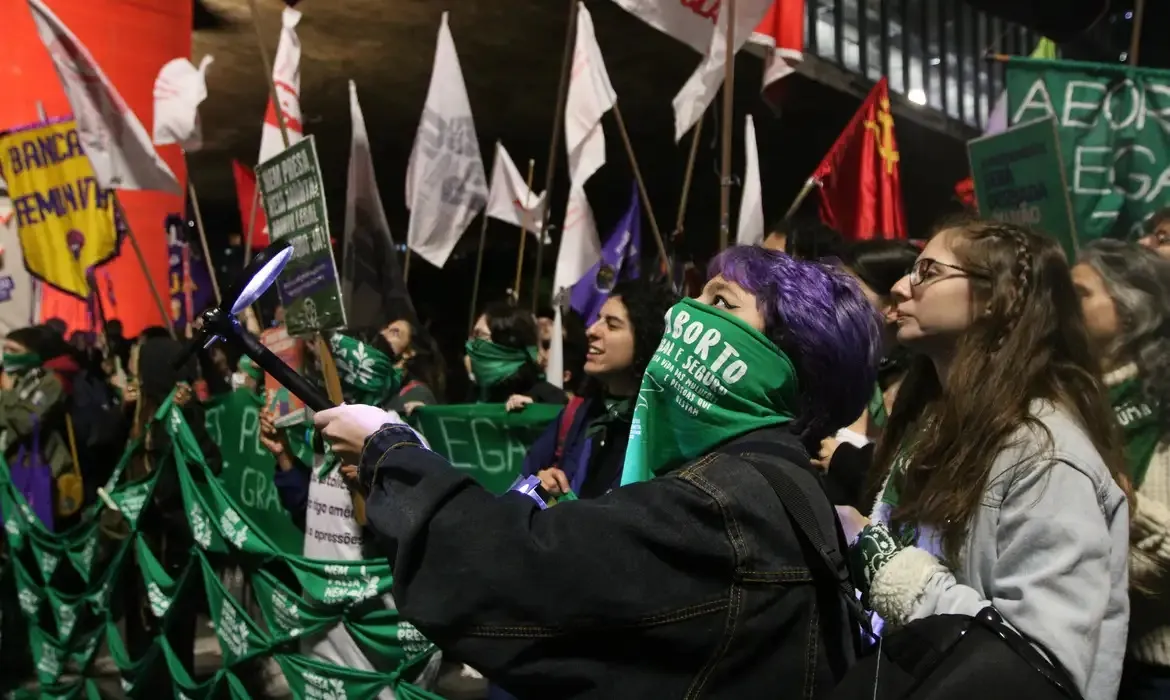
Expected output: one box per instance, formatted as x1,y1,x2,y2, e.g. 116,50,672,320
870,546,947,628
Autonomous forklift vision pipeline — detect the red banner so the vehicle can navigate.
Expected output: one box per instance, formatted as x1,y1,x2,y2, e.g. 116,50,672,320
0,0,192,336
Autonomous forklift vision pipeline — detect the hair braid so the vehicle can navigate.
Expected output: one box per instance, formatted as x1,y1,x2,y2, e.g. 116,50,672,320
986,224,1035,347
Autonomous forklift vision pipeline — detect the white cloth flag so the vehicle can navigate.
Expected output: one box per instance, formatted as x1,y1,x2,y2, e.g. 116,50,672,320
0,190,36,338
671,0,773,141
485,142,546,236
548,3,615,388
27,0,179,194
736,115,764,246
405,12,489,269
153,55,214,152
258,7,304,163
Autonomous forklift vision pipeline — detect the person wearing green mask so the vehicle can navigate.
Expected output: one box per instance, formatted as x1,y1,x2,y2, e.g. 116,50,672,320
465,302,566,406
313,245,883,698
1074,240,1170,697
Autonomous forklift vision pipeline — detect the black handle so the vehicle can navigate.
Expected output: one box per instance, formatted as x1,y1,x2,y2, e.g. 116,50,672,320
234,329,334,412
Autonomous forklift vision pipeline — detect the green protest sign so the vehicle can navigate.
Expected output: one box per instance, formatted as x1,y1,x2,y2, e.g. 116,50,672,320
409,404,562,494
255,136,346,335
203,389,300,550
1006,57,1170,241
968,116,1078,259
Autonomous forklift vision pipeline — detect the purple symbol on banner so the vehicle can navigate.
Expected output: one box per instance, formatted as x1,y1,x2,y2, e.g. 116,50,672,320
0,276,13,303
66,229,85,260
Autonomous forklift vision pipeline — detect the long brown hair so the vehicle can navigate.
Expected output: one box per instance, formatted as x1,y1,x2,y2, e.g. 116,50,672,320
869,218,1129,561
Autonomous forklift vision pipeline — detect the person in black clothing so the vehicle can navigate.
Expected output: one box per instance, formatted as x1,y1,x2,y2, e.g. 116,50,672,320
381,316,447,414
522,279,677,500
816,239,919,510
315,245,883,699
465,302,566,405
762,217,847,261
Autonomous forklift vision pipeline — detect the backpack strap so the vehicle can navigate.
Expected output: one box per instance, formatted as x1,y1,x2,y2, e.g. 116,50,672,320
733,440,871,638
553,397,586,467
398,380,423,398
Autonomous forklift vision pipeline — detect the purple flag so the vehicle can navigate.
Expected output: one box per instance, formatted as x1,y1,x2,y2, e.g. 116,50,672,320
569,183,642,326
167,241,214,331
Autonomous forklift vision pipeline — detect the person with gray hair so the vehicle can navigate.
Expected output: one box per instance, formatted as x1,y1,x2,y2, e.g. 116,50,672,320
1073,239,1170,699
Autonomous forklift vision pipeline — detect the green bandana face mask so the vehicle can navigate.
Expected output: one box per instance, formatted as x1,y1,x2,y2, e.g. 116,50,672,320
464,338,539,393
329,334,402,407
620,298,800,484
3,351,42,374
1110,379,1163,488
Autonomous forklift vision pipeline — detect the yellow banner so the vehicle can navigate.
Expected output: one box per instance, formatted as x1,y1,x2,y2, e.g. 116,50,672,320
0,120,119,298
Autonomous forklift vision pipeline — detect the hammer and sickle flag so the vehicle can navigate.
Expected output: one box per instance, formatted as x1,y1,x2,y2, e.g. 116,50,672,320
0,120,120,299
810,77,907,241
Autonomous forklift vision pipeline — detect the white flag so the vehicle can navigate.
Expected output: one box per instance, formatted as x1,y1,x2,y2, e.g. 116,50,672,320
608,0,715,53
258,7,304,163
736,115,765,246
671,0,773,141
548,4,616,389
485,142,546,236
0,186,35,338
27,0,179,194
405,12,488,269
153,55,214,152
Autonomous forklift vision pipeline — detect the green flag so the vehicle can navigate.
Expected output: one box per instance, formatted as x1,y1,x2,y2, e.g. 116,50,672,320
408,404,563,494
1006,57,1170,241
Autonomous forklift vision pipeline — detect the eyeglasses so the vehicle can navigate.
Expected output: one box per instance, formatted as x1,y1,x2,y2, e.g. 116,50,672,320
908,258,987,287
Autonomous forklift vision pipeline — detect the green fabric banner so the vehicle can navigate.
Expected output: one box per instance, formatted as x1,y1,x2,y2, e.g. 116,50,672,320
968,115,1079,259
409,404,563,494
0,393,444,699
1006,57,1170,241
203,389,297,536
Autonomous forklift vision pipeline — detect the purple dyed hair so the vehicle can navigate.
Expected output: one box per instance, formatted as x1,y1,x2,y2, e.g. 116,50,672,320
709,245,883,444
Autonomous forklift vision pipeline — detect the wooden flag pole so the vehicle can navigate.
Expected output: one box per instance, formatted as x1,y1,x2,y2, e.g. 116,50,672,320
532,0,580,313
1129,0,1147,66
402,248,412,285
467,213,491,335
243,188,261,266
512,158,537,302
611,103,669,274
783,177,820,220
183,156,222,305
468,144,498,335
669,117,704,280
717,0,737,251
114,196,175,339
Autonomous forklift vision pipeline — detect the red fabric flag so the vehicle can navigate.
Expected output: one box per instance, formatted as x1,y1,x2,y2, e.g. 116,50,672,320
812,78,906,240
954,177,976,209
754,0,805,109
232,160,269,249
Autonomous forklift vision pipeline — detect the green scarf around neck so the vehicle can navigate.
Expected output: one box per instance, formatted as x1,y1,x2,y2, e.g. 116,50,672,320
620,298,800,485
329,333,402,407
465,338,540,396
1109,378,1163,488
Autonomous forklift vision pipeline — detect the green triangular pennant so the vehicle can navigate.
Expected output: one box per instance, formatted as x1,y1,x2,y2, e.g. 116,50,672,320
249,568,338,643
275,653,390,700
197,552,269,664
285,556,394,608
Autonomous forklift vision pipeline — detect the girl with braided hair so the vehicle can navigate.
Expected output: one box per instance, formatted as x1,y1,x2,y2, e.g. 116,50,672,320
843,217,1131,699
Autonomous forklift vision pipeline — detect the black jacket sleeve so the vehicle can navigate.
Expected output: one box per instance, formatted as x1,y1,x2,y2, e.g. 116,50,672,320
358,425,733,679
822,441,874,511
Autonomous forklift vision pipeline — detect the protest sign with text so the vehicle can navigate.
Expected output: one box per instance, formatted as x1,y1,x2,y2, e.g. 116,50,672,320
409,404,562,494
1007,57,1170,241
256,137,346,335
968,116,1078,259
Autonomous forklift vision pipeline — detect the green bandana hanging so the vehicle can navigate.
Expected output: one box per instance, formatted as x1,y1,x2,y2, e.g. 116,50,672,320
237,356,263,382
464,338,540,396
868,383,888,430
330,333,403,406
1110,378,1164,488
620,298,800,485
3,350,42,373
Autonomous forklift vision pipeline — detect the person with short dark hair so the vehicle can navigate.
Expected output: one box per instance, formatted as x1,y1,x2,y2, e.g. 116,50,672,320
761,217,847,261
1139,206,1170,260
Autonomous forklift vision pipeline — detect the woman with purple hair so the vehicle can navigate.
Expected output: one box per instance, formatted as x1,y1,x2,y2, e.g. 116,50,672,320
313,245,883,699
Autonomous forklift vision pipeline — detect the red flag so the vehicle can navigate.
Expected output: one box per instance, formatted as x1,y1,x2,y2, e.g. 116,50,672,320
954,177,976,209
232,160,269,249
812,78,906,240
754,0,804,109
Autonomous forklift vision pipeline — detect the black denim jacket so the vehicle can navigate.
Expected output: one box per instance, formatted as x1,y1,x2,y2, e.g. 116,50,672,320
359,424,853,699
